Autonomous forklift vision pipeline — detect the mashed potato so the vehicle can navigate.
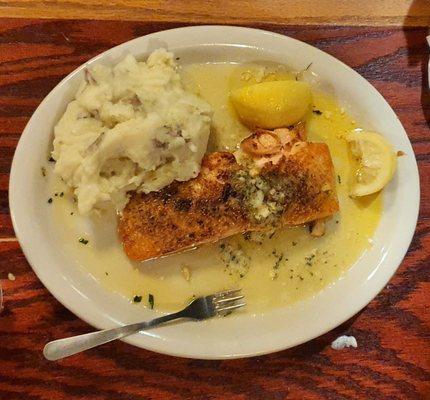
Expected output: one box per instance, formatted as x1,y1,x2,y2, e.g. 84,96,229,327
52,49,212,214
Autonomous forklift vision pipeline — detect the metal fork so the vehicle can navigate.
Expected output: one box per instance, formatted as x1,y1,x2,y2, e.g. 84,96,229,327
43,289,245,361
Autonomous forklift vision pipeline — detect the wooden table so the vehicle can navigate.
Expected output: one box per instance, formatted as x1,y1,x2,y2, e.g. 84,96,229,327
1,2,430,399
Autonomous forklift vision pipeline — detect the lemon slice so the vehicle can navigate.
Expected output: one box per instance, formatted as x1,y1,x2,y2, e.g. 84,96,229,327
346,131,397,197
230,80,312,129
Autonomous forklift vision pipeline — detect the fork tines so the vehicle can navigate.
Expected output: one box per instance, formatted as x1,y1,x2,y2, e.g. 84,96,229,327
213,288,245,313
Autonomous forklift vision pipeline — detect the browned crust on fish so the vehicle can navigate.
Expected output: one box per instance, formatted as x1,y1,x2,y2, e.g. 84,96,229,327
119,143,338,261
274,142,339,225
119,153,248,260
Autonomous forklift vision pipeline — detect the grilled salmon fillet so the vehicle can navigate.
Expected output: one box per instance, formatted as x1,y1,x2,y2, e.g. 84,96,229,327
119,129,339,260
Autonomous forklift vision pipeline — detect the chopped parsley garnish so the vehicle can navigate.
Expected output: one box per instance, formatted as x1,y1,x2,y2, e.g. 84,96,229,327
313,109,323,115
78,237,89,245
295,63,312,81
47,197,53,204
270,250,284,280
133,295,142,303
148,293,154,309
305,253,316,266
219,242,250,278
273,253,284,270
231,170,296,226
337,175,341,184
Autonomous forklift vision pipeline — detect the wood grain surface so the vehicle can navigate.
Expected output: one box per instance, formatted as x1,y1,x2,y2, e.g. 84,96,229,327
0,19,429,400
0,0,430,26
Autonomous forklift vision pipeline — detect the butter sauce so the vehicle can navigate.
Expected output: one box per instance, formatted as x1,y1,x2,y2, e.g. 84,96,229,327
49,62,381,312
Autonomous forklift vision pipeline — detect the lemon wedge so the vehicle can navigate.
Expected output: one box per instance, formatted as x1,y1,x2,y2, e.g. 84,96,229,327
346,131,397,197
230,80,312,129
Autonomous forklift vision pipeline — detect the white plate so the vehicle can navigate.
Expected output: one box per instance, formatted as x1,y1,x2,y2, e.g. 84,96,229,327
9,26,419,359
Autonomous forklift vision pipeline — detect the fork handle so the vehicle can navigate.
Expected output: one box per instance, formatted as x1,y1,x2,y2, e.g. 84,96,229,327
43,310,187,361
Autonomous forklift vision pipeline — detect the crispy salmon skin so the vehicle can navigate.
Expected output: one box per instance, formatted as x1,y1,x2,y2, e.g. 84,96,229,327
119,130,339,261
